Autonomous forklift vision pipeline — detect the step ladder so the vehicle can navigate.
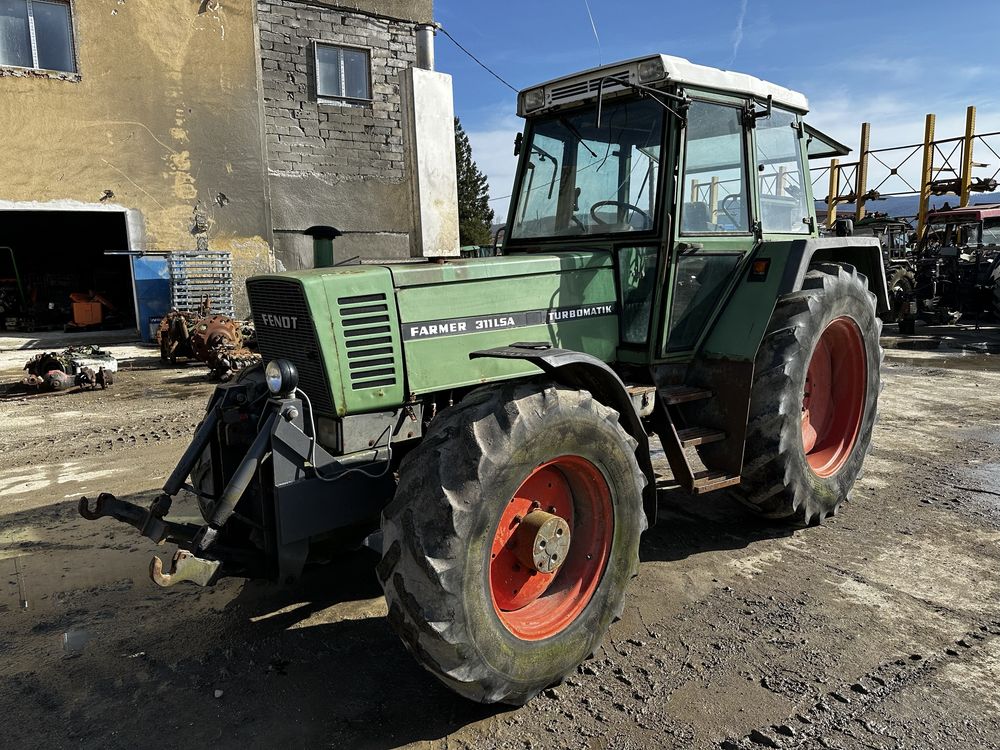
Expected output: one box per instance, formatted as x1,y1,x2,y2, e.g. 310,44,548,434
656,385,741,495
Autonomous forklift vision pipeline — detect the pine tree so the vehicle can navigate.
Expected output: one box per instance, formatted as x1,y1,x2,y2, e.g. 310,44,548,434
455,117,495,247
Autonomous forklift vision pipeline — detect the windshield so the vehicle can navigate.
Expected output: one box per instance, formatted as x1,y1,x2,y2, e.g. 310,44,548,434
509,98,664,240
926,219,981,247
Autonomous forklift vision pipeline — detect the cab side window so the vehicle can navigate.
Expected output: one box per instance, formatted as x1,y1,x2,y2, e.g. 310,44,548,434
680,101,750,234
756,107,810,233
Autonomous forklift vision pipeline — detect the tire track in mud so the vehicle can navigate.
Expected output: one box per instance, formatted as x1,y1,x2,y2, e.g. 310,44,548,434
724,622,1000,749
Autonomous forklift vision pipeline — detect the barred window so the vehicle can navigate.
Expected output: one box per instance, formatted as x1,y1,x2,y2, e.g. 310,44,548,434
315,43,370,101
0,0,76,73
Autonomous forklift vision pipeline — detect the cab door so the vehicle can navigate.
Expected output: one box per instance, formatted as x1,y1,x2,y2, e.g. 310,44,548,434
658,95,758,357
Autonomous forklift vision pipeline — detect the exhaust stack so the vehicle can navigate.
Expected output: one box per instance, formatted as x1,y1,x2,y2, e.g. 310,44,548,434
415,23,437,71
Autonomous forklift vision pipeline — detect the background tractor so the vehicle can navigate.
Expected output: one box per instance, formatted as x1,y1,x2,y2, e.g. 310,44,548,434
894,203,1000,332
80,54,888,705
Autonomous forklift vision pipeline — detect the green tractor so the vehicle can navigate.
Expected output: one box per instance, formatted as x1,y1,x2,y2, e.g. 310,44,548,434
80,54,887,704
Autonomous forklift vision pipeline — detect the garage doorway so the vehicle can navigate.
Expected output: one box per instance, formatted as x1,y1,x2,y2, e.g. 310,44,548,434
0,209,137,333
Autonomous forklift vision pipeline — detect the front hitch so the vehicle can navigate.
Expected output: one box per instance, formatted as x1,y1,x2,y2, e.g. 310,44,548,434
79,493,201,545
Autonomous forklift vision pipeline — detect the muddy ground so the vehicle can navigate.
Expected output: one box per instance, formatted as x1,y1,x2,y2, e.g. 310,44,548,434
2,327,1000,749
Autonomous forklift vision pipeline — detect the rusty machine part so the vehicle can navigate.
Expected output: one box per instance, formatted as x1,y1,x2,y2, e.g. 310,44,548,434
205,345,262,383
44,370,73,391
75,366,113,390
157,309,260,381
189,315,242,362
190,314,261,381
158,310,197,364
24,351,68,378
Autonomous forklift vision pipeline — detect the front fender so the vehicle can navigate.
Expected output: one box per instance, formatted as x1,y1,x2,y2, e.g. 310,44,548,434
470,344,658,526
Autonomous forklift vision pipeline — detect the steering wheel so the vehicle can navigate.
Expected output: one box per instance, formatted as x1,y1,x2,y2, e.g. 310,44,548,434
589,200,652,230
720,195,743,227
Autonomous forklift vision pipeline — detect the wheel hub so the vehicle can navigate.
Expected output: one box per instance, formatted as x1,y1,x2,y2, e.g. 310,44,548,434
488,456,614,641
512,510,571,574
801,316,867,477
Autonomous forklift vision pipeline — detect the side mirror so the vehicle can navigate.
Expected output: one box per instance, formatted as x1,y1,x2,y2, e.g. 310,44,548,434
835,218,854,237
513,132,523,157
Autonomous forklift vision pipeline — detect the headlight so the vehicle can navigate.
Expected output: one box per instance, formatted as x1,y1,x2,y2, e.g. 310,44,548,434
637,57,665,83
265,359,298,396
521,88,545,112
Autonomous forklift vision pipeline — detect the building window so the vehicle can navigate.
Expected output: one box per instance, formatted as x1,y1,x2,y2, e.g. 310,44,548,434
0,0,76,73
315,43,370,101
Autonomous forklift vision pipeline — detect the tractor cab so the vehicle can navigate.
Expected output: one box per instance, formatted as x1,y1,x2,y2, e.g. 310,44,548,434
921,204,1000,257
501,55,878,362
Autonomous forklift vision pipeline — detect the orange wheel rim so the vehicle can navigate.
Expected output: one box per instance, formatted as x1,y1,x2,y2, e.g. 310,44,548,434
489,456,613,641
801,316,867,477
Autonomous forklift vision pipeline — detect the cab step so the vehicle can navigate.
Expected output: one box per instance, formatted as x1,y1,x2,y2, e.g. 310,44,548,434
653,383,740,496
659,385,713,405
691,470,742,494
676,426,726,447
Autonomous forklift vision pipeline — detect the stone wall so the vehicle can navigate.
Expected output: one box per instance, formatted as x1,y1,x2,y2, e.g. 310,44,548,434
256,1,425,266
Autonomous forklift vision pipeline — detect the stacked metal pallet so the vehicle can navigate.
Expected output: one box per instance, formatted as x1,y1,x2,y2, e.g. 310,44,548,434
168,251,234,316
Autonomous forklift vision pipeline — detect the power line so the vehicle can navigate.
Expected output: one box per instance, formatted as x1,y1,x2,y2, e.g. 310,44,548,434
438,26,519,94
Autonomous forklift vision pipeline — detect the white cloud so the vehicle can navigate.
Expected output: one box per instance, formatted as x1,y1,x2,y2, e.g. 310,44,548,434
465,113,522,223
730,0,748,64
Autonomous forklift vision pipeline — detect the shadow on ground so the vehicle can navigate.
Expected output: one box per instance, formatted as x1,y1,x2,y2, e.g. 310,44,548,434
1,479,797,749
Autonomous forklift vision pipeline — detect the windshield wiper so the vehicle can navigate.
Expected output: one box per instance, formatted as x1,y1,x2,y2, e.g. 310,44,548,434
557,116,598,158
595,74,689,128
531,143,560,199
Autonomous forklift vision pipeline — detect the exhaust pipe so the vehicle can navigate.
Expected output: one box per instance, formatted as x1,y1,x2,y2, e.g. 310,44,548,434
415,23,438,71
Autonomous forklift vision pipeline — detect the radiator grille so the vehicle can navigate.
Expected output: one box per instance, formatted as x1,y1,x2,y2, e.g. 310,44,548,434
338,293,398,391
247,279,335,415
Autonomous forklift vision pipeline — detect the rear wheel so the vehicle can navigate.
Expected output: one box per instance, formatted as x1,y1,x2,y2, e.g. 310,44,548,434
732,263,882,524
885,266,916,323
378,381,646,704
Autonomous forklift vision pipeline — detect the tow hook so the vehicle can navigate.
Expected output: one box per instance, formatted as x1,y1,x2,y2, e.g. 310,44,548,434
150,550,222,588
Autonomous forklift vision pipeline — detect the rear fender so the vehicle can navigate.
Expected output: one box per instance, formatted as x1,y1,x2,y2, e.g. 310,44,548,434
470,344,657,527
781,237,889,313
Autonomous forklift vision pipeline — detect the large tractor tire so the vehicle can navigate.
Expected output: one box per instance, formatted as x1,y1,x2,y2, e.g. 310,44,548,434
378,381,647,704
732,263,882,525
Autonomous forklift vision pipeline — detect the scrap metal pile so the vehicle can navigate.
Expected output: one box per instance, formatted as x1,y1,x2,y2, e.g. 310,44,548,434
22,345,116,392
157,309,259,381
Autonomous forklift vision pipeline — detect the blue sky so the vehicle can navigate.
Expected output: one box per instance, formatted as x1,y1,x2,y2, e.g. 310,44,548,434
435,1,1000,221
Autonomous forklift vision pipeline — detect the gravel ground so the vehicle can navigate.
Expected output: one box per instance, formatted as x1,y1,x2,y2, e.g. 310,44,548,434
2,326,1000,749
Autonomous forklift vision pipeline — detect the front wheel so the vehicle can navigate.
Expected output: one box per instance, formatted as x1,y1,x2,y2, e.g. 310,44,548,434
732,263,883,525
378,381,647,704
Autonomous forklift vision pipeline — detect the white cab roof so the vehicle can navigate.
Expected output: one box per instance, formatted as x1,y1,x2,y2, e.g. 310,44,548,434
524,54,809,114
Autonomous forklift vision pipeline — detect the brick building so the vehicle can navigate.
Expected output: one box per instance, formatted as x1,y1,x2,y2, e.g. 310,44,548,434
257,0,435,268
0,0,437,333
